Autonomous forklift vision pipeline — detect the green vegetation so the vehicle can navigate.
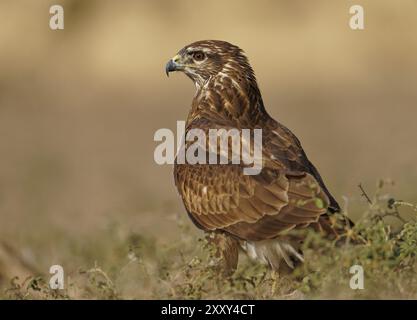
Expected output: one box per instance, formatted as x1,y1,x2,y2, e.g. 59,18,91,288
2,180,417,299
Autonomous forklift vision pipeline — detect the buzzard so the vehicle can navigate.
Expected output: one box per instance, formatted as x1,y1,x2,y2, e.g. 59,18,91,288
166,40,344,275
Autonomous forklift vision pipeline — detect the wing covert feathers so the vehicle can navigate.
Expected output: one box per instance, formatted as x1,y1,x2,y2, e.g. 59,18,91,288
175,162,330,241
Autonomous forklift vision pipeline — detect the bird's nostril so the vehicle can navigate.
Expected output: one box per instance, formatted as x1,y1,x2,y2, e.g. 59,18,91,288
173,55,180,63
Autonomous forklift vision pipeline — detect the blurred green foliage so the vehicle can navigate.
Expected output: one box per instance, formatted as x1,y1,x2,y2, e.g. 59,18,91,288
2,180,417,299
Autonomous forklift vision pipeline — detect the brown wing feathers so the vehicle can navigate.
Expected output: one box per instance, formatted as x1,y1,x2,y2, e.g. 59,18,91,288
175,160,329,241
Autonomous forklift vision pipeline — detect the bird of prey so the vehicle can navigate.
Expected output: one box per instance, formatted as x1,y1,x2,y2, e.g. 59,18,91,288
166,40,345,275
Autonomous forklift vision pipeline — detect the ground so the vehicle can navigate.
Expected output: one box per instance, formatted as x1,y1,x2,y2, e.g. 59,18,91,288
1,180,416,299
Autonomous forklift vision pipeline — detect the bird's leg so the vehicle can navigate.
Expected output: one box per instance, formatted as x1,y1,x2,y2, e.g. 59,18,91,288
206,232,239,277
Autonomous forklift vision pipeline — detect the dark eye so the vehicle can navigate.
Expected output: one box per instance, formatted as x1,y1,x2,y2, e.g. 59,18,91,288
192,51,205,61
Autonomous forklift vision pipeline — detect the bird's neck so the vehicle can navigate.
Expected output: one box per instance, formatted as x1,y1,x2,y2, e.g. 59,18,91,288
186,73,269,128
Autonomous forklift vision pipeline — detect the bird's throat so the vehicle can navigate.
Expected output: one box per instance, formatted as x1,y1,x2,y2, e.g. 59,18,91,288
187,75,268,127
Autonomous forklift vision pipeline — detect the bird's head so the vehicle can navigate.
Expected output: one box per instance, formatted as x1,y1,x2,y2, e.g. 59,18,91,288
165,40,254,88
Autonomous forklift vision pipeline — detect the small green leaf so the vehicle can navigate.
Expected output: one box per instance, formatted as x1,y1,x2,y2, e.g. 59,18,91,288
314,198,324,209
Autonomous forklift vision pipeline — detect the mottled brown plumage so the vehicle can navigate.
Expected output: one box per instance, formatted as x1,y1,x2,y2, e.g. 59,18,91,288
166,40,343,274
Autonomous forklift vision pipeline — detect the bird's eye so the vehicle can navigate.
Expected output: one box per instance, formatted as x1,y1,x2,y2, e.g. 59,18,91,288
192,52,205,61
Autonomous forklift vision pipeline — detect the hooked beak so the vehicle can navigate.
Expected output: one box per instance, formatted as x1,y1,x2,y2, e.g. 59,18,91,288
165,54,181,77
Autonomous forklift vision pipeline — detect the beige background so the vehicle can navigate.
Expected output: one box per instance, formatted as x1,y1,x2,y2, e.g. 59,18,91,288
0,0,416,247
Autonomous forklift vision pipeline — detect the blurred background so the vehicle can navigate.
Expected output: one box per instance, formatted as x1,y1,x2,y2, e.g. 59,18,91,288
0,0,416,285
